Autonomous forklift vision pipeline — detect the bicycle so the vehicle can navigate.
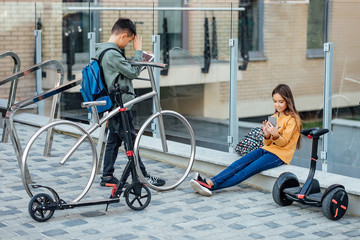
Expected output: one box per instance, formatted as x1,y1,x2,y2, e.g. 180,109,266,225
21,61,196,222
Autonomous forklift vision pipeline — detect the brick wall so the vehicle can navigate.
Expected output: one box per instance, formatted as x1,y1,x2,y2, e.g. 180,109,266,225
98,0,157,54
0,1,62,103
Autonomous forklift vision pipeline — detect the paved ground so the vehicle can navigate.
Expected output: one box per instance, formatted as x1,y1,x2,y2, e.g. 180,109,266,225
1,123,360,240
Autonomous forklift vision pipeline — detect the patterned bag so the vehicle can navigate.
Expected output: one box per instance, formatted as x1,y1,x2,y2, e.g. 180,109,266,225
235,127,264,156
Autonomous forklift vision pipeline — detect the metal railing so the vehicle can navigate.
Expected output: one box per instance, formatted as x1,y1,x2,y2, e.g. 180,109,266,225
1,59,65,183
0,51,21,142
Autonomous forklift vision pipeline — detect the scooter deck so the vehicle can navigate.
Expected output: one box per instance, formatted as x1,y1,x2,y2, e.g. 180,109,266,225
60,198,120,209
283,187,322,205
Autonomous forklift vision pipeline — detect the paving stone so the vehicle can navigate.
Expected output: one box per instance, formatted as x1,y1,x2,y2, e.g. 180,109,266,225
181,235,197,240
192,224,216,231
148,236,162,240
343,230,360,238
293,220,315,228
287,211,301,217
251,210,275,217
82,229,101,235
0,209,21,216
183,215,198,221
218,212,241,219
280,231,305,238
312,231,333,238
62,219,88,227
264,221,282,229
1,195,23,201
22,223,35,229
42,229,69,237
113,234,139,240
228,223,246,230
14,230,28,236
158,207,182,214
80,210,106,218
248,233,265,239
193,206,216,212
181,197,204,204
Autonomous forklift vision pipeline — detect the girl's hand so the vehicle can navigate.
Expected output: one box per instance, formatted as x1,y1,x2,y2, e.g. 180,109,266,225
266,121,280,139
261,120,271,139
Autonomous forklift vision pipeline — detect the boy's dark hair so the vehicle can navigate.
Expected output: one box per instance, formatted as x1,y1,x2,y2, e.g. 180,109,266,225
111,18,137,36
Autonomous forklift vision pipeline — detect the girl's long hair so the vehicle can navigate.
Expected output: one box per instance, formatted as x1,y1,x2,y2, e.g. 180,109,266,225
272,84,302,149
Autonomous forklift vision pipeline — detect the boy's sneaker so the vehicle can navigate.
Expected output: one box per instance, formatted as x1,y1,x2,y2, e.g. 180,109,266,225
190,177,212,197
100,175,119,186
145,173,166,186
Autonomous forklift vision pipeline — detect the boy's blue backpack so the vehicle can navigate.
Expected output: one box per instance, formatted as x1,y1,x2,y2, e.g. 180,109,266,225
80,48,122,114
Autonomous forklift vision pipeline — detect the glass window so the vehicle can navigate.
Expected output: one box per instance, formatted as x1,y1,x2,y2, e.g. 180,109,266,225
238,0,264,61
158,0,183,51
306,0,327,58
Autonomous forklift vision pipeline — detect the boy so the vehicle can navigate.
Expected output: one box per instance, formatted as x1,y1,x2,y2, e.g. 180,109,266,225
96,18,165,187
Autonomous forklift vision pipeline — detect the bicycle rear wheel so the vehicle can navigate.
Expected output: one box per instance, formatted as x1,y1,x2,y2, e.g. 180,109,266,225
133,110,196,191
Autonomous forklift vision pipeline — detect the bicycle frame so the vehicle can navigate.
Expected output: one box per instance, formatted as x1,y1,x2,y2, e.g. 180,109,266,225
60,62,168,167
22,62,169,201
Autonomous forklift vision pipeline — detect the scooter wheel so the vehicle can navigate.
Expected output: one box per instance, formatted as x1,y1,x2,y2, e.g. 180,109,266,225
124,182,151,211
28,193,55,222
322,187,348,220
272,172,299,206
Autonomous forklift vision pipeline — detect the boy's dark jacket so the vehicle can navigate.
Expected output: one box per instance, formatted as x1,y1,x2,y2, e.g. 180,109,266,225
95,42,143,108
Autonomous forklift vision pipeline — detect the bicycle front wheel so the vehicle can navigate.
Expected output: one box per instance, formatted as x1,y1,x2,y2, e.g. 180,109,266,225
133,110,196,191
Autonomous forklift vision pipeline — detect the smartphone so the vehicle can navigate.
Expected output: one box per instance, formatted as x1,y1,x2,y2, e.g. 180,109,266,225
268,116,277,127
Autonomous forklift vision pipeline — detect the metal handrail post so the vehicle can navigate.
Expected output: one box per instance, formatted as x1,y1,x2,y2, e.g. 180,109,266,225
228,39,239,153
43,70,65,157
88,31,107,174
34,30,44,115
321,42,334,172
0,51,21,142
152,35,161,138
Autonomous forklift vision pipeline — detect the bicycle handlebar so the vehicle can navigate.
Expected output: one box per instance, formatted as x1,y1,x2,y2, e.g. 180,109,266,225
129,61,168,70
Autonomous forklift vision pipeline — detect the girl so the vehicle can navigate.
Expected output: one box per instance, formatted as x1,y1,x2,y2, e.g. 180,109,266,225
190,84,302,196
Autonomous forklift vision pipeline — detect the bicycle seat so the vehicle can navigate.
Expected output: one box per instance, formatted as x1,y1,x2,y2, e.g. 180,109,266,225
81,100,107,108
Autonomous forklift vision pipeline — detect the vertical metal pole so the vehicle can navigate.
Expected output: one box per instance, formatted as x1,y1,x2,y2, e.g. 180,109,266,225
88,32,96,62
34,30,44,115
88,32,96,123
152,35,161,138
228,39,239,153
321,42,333,172
88,31,107,173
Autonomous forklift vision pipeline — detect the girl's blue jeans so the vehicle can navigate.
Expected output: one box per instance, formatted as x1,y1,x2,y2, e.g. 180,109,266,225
211,148,284,190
